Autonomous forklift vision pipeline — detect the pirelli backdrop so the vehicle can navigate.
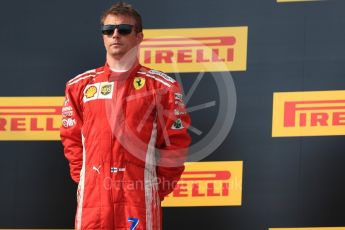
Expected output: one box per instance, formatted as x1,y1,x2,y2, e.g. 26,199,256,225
0,0,345,230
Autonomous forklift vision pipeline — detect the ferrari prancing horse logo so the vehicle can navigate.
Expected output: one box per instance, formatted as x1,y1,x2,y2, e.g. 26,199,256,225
133,77,145,90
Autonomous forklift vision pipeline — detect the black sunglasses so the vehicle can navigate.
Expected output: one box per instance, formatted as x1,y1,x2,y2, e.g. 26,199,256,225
101,24,134,36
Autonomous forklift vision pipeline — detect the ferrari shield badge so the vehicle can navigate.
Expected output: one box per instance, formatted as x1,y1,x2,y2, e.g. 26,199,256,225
133,77,146,90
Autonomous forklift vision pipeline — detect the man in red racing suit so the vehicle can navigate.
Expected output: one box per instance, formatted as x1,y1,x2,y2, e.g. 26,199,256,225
60,2,191,230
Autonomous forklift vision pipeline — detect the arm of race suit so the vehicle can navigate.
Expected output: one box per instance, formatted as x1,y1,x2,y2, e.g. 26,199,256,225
155,82,192,200
60,84,84,183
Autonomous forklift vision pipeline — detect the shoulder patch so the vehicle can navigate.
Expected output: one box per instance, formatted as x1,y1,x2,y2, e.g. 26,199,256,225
148,70,176,83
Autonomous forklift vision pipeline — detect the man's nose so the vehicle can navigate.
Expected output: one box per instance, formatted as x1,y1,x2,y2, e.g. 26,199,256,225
112,28,120,37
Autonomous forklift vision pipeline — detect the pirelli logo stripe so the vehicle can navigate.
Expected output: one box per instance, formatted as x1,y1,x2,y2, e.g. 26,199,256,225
162,161,243,207
283,100,345,127
0,97,64,141
0,106,61,115
272,90,345,137
140,36,236,48
139,27,248,73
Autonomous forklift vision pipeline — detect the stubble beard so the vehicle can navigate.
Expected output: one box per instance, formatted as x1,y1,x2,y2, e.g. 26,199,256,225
107,46,126,60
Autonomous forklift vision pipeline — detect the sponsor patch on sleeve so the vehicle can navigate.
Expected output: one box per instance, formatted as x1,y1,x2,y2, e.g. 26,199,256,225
171,118,184,130
62,118,76,127
148,70,176,83
174,93,183,102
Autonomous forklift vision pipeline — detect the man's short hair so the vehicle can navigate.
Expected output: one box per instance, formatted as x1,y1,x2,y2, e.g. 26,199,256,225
101,2,143,33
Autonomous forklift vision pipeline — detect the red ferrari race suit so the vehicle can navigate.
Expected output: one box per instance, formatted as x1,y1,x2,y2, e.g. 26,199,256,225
60,63,191,230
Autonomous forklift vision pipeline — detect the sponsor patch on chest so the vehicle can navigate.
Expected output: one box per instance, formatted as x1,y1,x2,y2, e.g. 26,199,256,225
83,82,114,102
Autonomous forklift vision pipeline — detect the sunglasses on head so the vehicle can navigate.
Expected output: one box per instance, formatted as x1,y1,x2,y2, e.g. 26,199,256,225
101,24,134,36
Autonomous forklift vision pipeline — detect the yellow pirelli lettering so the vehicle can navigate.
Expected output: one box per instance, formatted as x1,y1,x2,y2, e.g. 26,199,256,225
0,97,64,140
139,27,248,73
272,90,345,137
162,161,243,207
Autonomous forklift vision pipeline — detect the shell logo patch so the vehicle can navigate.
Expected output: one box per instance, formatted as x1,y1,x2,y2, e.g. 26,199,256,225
85,86,97,99
133,77,146,90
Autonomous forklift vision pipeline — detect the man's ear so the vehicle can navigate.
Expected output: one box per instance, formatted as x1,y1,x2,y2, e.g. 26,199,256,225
136,32,144,44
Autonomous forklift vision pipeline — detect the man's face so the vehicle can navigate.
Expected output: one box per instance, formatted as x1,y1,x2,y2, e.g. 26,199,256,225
102,14,143,59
